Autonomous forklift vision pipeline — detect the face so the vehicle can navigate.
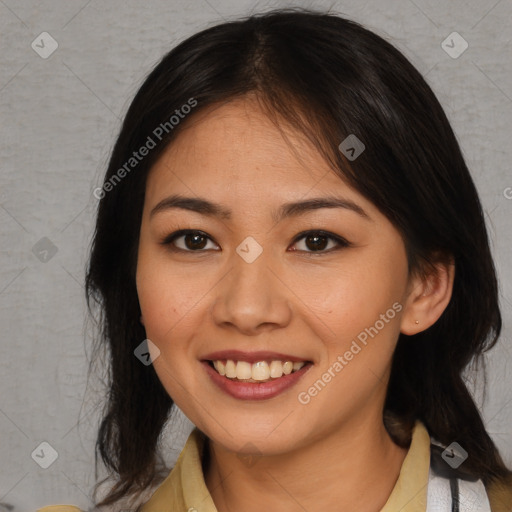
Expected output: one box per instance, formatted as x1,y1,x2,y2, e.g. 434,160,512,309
136,96,413,456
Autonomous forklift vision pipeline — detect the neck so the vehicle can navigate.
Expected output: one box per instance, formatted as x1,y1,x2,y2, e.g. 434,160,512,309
204,413,410,512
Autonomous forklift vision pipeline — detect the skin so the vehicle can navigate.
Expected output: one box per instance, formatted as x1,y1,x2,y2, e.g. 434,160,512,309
136,95,455,511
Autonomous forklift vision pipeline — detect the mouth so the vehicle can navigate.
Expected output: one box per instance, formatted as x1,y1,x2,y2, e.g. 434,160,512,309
200,351,313,400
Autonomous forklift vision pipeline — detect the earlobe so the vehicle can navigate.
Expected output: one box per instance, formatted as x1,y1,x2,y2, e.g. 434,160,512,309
140,314,145,326
400,258,455,336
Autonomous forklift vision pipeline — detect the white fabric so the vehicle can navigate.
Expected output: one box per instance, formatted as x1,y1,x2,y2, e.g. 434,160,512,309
426,467,492,511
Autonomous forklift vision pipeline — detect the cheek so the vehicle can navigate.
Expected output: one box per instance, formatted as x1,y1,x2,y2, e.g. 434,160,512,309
302,250,408,372
302,256,406,329
296,265,405,421
136,257,204,401
136,260,181,352
136,244,203,335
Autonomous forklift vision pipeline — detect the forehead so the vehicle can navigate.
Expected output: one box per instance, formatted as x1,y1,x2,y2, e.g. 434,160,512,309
144,97,370,213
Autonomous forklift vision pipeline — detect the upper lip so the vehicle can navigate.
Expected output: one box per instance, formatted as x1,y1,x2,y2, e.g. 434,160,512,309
201,350,311,364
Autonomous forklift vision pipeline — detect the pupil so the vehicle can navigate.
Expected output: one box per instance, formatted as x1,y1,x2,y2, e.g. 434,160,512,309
186,233,207,250
307,234,327,251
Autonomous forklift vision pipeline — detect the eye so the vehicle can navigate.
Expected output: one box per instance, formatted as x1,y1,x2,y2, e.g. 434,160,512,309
161,230,219,252
289,230,350,254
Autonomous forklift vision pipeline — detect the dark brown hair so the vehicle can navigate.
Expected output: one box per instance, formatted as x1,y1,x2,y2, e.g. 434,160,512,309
85,7,512,508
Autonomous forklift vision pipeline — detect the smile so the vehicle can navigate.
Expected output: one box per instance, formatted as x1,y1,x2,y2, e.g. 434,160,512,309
201,350,313,400
209,359,306,382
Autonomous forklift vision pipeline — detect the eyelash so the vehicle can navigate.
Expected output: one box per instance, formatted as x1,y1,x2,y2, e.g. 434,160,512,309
160,229,351,255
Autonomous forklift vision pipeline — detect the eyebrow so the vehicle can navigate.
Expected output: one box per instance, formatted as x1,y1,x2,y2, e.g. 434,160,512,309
149,194,372,222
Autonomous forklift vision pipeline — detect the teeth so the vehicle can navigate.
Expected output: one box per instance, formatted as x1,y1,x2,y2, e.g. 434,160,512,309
213,360,226,376
225,360,237,378
235,361,252,380
269,360,283,378
282,361,293,375
252,361,270,381
211,359,306,381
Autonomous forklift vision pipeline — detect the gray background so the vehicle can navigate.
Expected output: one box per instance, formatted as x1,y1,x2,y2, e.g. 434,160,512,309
0,0,511,510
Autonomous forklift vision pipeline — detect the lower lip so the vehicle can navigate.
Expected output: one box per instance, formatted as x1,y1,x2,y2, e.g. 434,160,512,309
202,361,312,400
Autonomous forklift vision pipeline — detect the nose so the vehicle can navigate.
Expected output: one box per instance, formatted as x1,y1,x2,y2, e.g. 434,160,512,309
210,248,292,335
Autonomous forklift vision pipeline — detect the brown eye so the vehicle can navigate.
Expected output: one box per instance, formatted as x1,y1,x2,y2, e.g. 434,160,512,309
290,231,350,253
304,234,329,251
161,230,219,252
183,233,208,250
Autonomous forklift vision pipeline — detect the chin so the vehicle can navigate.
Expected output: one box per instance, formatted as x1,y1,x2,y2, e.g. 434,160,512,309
197,413,310,455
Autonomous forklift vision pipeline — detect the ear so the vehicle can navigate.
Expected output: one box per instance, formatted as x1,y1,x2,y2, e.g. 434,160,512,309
400,256,455,335
140,314,145,326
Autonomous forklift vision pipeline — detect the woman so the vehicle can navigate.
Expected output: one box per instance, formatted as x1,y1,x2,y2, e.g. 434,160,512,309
38,8,512,512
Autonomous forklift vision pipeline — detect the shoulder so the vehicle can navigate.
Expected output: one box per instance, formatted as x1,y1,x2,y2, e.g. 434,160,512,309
486,475,512,512
37,506,84,512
